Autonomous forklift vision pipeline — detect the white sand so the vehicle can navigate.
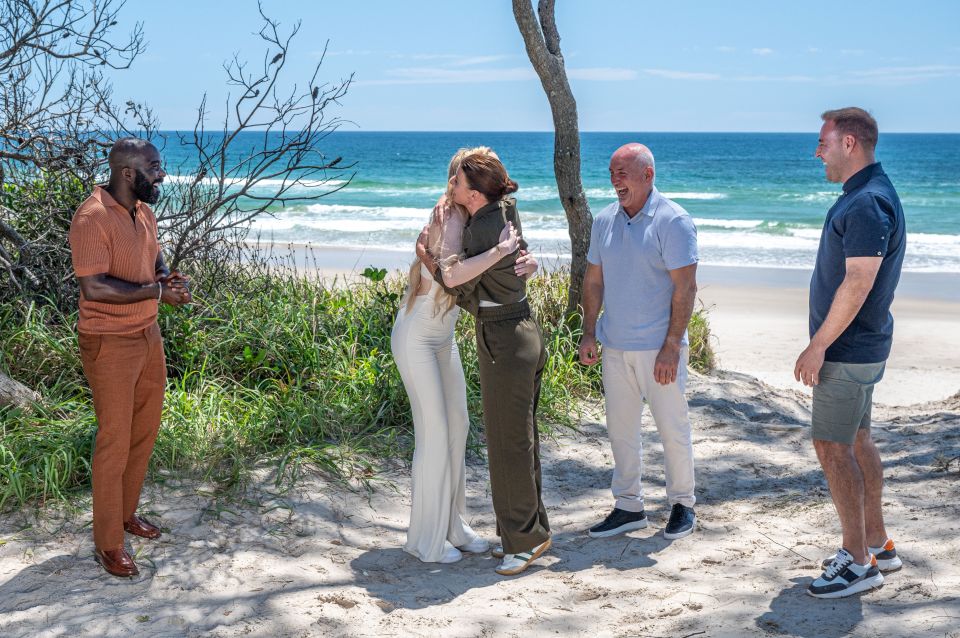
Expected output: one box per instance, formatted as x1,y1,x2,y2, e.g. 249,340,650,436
2,250,959,637
1,373,958,637
697,281,960,407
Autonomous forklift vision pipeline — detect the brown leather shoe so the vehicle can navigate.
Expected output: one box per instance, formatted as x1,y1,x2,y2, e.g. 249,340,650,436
124,514,161,539
95,547,139,577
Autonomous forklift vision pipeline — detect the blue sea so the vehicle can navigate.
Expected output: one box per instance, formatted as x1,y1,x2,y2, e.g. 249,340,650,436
159,132,960,272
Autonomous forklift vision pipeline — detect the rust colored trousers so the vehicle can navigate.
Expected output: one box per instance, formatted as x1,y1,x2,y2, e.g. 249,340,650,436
78,322,166,551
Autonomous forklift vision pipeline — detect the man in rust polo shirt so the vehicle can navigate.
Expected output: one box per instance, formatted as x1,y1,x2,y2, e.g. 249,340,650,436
69,137,190,577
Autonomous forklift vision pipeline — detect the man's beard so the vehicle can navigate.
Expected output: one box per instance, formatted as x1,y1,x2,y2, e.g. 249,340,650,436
133,169,161,204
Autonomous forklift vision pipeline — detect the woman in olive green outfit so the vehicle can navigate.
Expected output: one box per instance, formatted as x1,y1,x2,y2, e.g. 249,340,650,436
419,153,551,576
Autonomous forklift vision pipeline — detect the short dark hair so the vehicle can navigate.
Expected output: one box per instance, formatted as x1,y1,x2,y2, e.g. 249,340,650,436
821,107,878,152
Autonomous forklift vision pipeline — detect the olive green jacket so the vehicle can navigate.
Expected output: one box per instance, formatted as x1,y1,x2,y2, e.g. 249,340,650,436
433,197,528,316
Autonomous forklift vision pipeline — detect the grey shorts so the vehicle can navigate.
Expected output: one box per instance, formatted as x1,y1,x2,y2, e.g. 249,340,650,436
811,360,886,445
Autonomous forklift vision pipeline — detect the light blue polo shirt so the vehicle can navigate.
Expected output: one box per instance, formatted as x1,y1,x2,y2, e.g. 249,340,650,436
587,187,699,351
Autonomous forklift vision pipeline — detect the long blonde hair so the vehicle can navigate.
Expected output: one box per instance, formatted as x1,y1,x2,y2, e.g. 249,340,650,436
401,146,498,315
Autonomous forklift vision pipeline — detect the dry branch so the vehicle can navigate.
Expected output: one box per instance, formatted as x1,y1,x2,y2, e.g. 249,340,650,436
513,0,593,316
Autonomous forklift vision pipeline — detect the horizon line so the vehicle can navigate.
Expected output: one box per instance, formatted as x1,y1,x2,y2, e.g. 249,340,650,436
151,129,960,135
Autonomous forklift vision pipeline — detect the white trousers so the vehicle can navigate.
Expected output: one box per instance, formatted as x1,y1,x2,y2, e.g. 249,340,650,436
391,295,476,561
602,346,696,512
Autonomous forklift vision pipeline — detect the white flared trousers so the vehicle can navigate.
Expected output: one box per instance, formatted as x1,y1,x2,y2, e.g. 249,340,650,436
391,295,475,561
602,346,696,512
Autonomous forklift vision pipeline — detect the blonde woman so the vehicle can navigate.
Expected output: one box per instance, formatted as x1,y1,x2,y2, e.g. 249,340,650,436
419,153,550,576
391,147,538,564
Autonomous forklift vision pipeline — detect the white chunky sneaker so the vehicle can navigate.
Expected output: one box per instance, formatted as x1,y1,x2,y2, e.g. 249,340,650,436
822,538,902,573
457,535,491,554
437,542,463,564
808,549,883,599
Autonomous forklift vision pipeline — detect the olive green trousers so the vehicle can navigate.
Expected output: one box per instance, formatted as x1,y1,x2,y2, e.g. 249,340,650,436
475,300,550,554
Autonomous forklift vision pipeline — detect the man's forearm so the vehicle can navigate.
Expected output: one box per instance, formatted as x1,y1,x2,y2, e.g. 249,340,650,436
663,283,696,347
155,252,170,278
81,274,161,304
581,281,603,336
810,276,873,350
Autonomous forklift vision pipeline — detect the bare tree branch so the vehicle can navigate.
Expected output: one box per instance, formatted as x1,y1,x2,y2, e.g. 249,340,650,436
1,1,354,320
513,0,592,316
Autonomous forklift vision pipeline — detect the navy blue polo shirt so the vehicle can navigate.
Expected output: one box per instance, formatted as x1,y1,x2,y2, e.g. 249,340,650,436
809,163,906,363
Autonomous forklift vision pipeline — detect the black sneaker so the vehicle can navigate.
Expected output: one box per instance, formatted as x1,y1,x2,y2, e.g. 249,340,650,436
663,503,696,539
588,508,648,538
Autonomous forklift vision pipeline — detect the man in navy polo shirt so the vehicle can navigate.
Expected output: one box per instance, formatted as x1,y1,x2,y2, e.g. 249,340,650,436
796,107,906,599
579,143,699,541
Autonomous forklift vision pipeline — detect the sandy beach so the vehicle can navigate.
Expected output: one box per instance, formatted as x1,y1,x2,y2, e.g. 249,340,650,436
1,245,958,637
1,372,958,637
694,266,960,407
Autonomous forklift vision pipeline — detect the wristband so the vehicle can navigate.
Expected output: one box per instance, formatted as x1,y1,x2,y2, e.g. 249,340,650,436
157,281,163,301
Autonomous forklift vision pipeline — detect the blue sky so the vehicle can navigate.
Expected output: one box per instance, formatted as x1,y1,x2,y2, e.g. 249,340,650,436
113,1,960,132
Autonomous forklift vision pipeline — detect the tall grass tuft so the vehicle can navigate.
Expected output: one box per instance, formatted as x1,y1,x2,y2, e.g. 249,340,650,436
0,261,714,509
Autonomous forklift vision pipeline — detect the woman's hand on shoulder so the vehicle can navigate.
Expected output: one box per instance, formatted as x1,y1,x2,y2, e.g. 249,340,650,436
432,194,453,225
415,224,431,260
497,221,519,256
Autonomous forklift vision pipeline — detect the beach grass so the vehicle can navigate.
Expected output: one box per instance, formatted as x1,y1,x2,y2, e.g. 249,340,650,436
0,264,714,510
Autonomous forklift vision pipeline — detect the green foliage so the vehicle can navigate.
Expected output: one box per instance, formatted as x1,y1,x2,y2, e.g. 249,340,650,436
687,304,716,373
0,264,714,510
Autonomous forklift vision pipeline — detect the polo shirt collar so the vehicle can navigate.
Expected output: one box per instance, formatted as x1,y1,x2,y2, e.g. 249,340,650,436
619,186,660,219
93,184,144,218
842,162,884,194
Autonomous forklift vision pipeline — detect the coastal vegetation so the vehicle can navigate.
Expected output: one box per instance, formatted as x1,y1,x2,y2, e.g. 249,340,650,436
0,0,714,511
0,253,714,510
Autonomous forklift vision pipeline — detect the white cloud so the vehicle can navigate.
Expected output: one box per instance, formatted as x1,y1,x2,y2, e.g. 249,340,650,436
637,64,960,87
568,67,638,81
716,46,736,53
355,60,960,88
393,53,461,61
807,47,820,54
734,74,816,82
840,49,865,56
843,65,960,85
752,48,775,56
375,67,535,84
356,65,635,86
449,55,512,67
643,68,721,81
324,49,375,57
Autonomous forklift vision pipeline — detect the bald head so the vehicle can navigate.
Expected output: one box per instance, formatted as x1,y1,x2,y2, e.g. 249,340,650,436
609,143,656,216
108,137,158,173
107,137,165,206
612,143,655,173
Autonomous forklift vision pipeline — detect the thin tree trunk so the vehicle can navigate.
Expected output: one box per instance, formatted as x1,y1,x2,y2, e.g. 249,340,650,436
512,0,592,317
0,371,39,408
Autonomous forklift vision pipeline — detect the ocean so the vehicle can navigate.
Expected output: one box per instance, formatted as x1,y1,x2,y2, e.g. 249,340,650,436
158,131,960,273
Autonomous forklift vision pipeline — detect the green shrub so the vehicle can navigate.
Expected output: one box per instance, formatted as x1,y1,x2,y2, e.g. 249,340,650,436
0,263,713,509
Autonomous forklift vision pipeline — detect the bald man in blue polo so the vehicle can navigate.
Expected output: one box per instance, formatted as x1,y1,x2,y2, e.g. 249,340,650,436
578,143,699,541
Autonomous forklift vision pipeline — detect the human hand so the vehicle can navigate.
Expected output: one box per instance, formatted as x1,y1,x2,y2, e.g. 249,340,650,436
415,224,430,260
654,341,681,385
432,197,452,227
578,333,600,366
497,222,519,256
159,271,192,306
794,342,825,386
514,249,539,279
